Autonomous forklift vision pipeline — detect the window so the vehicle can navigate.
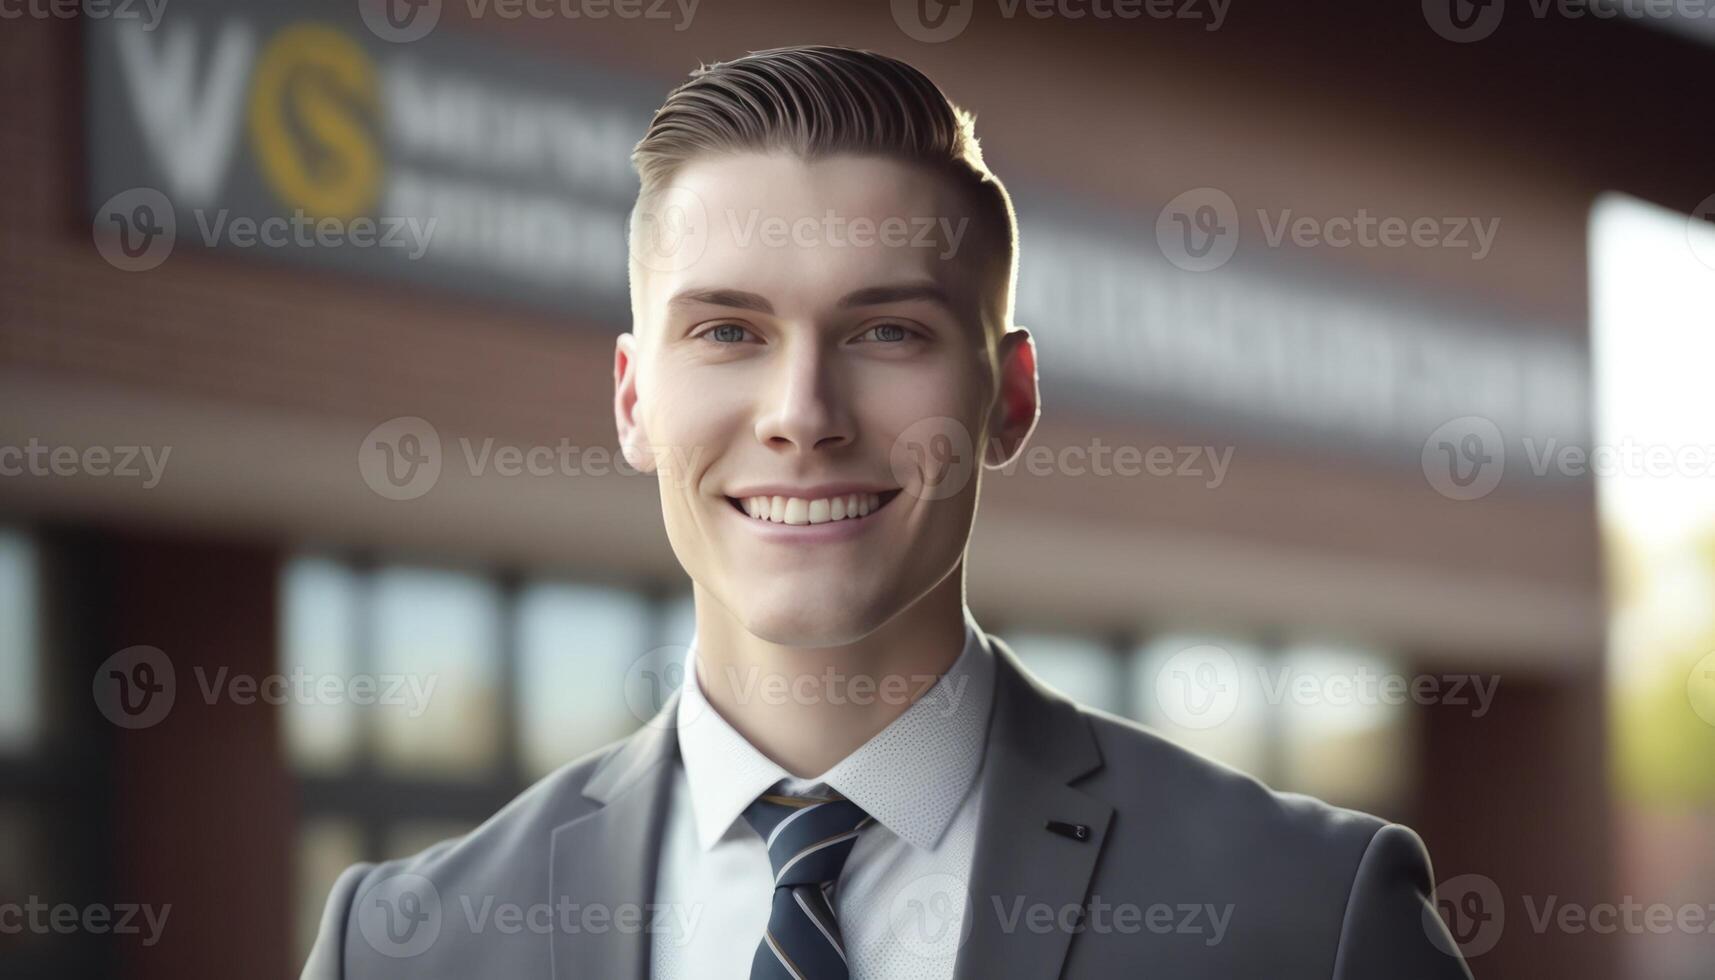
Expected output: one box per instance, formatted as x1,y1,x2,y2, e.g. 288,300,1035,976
282,556,683,965
517,582,653,778
1005,631,1126,716
0,530,40,752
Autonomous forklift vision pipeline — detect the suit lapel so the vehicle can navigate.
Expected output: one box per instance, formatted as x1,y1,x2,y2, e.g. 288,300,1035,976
954,639,1113,980
550,694,680,980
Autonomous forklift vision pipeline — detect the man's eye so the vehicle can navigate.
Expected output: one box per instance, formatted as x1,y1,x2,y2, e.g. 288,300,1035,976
858,323,914,343
702,323,753,344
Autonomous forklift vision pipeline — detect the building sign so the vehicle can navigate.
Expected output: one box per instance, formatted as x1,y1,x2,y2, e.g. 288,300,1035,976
86,0,656,321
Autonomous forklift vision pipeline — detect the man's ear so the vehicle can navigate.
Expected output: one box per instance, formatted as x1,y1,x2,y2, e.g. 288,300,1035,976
984,326,1040,469
613,331,658,473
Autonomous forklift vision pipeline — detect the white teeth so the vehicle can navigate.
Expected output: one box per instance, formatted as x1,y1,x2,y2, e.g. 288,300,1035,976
740,492,885,525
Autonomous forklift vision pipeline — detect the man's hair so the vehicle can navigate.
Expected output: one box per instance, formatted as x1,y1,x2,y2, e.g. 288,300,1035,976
630,45,1018,347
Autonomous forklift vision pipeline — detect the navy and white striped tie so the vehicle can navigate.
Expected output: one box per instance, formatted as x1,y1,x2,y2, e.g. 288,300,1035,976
741,791,874,980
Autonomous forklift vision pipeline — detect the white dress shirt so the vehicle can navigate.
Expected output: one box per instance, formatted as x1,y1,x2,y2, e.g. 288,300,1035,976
649,606,997,980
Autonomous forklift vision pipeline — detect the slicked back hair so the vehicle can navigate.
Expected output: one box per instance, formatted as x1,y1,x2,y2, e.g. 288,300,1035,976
629,45,1019,351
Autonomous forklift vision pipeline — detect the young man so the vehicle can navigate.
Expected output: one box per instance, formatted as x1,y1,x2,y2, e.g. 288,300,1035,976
305,46,1472,979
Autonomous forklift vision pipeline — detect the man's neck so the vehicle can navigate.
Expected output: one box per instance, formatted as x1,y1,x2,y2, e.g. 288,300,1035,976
690,572,969,778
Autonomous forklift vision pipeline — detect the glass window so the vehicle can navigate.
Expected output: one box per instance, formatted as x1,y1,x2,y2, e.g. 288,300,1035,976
294,816,364,964
280,557,361,772
517,582,653,778
1273,643,1411,813
0,531,40,752
1133,634,1272,778
1005,631,1126,716
660,592,697,649
371,566,504,779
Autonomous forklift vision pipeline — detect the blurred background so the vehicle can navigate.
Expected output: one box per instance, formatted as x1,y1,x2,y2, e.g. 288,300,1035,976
2,0,1714,977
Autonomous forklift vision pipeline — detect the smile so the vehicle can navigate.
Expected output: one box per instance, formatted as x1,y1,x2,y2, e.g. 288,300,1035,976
726,489,903,526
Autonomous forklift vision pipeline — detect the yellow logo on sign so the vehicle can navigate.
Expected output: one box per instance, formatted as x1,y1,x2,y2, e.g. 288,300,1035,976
248,24,381,220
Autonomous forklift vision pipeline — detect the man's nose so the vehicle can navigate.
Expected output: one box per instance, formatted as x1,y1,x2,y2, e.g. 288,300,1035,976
752,336,856,454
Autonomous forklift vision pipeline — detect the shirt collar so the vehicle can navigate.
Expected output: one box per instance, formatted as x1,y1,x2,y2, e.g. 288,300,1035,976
675,605,996,853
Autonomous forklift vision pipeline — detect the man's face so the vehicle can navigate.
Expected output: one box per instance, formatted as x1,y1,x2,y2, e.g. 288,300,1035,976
615,153,1033,647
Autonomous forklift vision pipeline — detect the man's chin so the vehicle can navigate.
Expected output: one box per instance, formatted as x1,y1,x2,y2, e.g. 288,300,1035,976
736,598,886,649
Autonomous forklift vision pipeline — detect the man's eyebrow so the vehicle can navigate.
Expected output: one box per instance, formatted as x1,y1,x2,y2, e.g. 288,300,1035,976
667,288,775,315
837,282,952,309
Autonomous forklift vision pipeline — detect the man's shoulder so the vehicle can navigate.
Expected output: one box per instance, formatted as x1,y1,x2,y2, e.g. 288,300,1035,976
1080,703,1387,845
1070,703,1400,903
301,735,639,976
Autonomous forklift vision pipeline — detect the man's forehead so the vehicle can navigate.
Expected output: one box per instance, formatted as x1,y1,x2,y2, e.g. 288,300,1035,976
675,151,966,217
638,152,983,319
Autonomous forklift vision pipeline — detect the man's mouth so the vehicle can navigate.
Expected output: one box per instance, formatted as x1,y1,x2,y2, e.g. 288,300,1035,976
726,489,903,526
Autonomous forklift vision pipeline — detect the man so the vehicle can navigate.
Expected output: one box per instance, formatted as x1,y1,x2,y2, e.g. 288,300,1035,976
304,45,1473,979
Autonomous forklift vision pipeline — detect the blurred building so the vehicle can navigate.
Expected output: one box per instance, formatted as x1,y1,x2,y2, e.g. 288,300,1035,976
3,1,1714,978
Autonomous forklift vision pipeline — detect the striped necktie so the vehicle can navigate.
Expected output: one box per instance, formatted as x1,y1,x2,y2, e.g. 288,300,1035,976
741,790,875,980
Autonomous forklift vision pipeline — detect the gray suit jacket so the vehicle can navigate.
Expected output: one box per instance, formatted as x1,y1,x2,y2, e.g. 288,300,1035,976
303,636,1474,979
